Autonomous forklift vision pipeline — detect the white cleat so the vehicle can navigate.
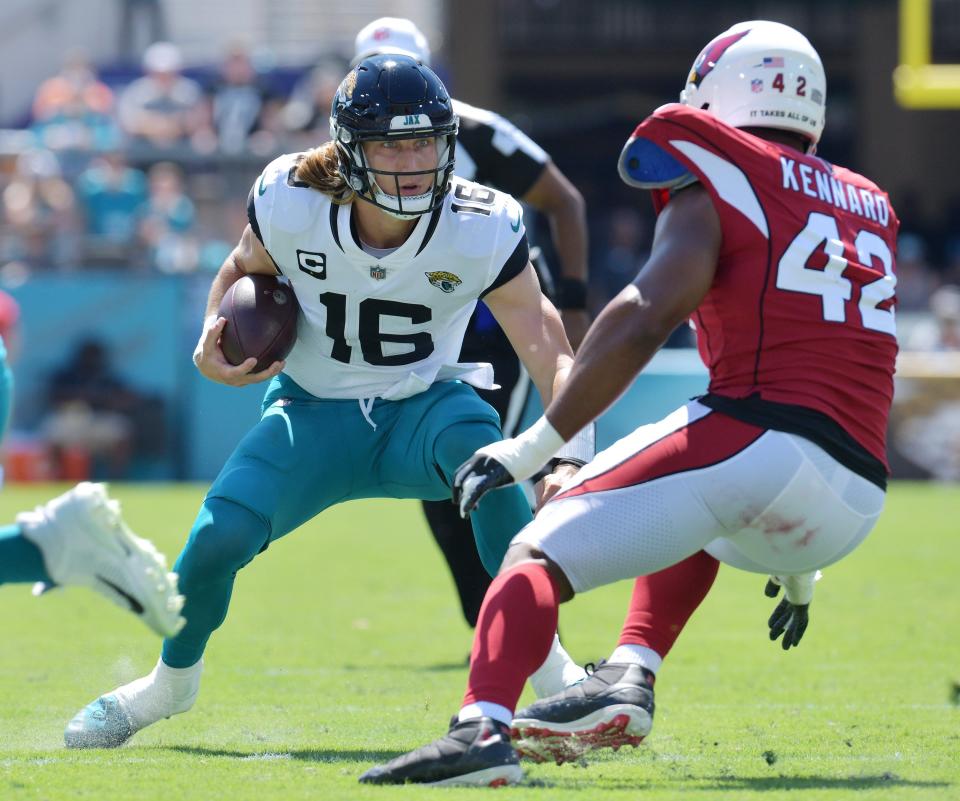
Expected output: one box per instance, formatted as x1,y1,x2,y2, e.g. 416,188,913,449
65,658,202,749
19,482,185,638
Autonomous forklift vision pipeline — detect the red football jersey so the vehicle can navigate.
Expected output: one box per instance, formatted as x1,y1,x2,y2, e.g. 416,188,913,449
633,104,898,467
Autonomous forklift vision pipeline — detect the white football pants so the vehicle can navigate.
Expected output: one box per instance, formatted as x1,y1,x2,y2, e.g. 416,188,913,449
513,400,885,593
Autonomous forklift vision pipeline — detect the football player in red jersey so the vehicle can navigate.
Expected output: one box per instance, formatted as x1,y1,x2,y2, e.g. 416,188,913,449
361,20,898,786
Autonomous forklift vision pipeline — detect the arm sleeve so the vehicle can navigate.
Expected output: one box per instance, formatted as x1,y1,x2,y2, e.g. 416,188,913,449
246,175,283,275
479,236,530,298
246,182,264,246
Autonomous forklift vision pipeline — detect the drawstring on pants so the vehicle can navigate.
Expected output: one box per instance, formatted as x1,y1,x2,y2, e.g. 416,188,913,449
358,397,377,430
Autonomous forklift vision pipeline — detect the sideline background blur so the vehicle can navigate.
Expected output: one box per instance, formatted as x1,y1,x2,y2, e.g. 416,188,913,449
0,0,956,482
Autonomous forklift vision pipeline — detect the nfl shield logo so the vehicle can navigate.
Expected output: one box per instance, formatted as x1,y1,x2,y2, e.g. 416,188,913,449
751,79,763,93
370,265,387,280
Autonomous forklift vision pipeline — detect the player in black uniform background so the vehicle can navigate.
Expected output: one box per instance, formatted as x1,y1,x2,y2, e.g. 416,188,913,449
353,19,591,650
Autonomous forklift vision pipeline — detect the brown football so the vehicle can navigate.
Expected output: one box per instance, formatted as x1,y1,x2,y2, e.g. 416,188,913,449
217,274,299,372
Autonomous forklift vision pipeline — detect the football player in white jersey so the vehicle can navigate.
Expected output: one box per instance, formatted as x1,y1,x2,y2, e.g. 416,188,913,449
63,54,590,749
352,18,590,695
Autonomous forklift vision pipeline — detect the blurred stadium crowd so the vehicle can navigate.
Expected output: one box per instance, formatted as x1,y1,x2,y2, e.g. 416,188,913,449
2,39,959,325
0,42,346,277
0,29,958,484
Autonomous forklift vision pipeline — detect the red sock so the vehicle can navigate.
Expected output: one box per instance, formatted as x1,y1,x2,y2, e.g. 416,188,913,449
463,563,560,711
619,551,719,658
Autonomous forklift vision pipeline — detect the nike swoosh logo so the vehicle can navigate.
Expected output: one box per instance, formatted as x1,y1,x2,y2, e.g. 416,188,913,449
510,211,522,232
258,175,267,196
96,575,145,615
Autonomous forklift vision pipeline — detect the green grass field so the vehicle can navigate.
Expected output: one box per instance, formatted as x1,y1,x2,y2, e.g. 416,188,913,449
0,482,956,800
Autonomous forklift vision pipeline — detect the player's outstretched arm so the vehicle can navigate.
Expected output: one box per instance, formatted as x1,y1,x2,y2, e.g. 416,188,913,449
193,224,285,387
484,261,574,408
543,184,720,441
522,162,591,349
454,184,721,515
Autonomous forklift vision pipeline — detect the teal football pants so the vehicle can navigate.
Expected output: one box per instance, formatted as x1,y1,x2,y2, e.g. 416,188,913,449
0,336,52,586
162,375,532,668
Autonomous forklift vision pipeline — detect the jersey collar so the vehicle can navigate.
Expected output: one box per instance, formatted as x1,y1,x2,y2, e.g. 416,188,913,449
332,201,441,263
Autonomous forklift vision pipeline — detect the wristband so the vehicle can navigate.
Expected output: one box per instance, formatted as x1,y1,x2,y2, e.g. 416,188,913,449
550,457,586,470
774,570,822,606
557,277,588,310
554,421,595,464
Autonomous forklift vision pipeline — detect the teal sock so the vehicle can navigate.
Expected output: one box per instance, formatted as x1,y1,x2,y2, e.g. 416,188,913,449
0,524,52,585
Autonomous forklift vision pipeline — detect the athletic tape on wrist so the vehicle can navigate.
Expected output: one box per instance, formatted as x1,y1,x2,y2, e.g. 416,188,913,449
777,570,822,606
554,421,595,464
498,416,566,482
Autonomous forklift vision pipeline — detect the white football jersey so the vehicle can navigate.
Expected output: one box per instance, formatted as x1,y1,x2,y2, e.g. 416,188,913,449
248,153,529,400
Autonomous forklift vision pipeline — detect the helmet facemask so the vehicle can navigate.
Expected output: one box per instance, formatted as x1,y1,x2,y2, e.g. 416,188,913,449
333,125,457,220
329,55,459,220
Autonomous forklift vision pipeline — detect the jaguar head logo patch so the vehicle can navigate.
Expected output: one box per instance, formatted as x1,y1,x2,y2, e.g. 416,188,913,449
426,270,463,293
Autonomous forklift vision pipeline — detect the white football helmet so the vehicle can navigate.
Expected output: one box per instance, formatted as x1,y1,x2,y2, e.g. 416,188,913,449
680,20,826,148
353,17,431,67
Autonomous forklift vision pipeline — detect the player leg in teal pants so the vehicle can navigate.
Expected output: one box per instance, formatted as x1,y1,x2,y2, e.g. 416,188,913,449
65,376,533,747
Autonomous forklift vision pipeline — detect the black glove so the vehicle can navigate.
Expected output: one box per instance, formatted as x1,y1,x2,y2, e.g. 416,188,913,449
764,578,810,649
452,454,513,518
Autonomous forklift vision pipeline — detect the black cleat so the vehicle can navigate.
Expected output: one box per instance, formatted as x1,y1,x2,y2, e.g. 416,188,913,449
512,662,655,764
359,716,523,786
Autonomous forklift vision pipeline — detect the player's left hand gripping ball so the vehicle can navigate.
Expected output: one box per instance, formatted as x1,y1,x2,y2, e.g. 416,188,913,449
453,451,514,518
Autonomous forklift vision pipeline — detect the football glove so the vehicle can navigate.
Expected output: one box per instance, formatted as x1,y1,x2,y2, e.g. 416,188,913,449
765,571,821,650
452,454,514,518
452,417,565,517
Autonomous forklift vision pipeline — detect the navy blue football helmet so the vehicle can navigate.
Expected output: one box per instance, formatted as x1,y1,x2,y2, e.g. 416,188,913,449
330,54,458,218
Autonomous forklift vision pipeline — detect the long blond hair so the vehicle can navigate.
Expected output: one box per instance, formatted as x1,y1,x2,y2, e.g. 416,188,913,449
293,141,356,205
